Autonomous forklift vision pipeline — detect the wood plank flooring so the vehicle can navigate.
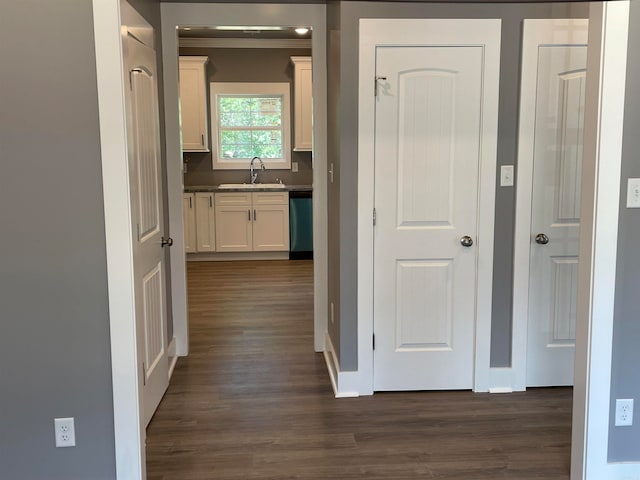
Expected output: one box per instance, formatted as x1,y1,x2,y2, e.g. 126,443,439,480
146,260,573,479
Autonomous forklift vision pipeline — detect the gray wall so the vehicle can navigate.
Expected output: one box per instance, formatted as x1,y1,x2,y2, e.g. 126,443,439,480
609,0,640,462
180,47,314,186
0,1,117,478
327,1,589,371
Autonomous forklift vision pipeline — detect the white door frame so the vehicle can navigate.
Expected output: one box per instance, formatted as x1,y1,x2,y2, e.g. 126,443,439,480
160,2,328,357
93,2,633,479
358,18,501,396
512,18,589,392
570,2,634,479
93,1,147,478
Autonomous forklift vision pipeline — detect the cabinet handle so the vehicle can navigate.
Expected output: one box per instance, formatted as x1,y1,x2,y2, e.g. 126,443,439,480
253,209,257,221
201,133,205,146
248,209,251,221
189,196,192,208
209,196,213,208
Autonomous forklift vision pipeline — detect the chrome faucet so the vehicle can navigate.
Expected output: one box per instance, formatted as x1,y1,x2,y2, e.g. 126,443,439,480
250,156,265,184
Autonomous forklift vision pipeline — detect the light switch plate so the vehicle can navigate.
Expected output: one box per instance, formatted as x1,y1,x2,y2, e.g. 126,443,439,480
627,178,640,208
500,165,514,187
292,162,299,173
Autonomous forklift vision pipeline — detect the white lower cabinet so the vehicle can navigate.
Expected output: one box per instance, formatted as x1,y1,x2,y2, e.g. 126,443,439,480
195,192,216,252
215,192,289,252
182,193,197,253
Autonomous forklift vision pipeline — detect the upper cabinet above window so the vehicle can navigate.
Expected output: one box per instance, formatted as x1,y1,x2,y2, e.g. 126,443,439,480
179,56,209,152
210,82,291,170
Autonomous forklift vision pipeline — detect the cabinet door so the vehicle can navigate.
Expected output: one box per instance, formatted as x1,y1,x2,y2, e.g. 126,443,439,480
179,56,209,152
195,192,216,252
252,203,290,251
291,56,313,151
215,205,253,252
182,193,196,253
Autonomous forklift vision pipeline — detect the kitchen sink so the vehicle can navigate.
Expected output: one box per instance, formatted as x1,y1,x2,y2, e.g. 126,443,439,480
218,183,286,189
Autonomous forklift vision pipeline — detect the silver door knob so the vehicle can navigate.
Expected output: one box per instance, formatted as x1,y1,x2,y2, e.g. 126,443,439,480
460,235,473,247
535,233,549,245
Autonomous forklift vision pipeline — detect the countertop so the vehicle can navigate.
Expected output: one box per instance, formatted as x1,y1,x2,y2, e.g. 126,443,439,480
184,184,313,193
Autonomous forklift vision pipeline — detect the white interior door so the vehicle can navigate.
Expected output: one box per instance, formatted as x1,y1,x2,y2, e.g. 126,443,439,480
125,32,170,425
373,43,495,391
515,20,588,388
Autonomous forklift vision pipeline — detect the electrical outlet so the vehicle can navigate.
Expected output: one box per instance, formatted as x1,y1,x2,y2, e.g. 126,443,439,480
292,162,299,172
627,179,640,208
615,399,634,426
54,417,76,447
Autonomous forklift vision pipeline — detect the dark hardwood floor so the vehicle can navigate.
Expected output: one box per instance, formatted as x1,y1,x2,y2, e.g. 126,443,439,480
146,260,573,479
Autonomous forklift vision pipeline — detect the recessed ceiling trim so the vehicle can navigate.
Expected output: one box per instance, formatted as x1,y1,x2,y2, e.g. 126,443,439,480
179,38,312,49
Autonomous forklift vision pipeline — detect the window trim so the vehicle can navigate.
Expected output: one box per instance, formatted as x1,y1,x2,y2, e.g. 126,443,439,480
210,82,291,170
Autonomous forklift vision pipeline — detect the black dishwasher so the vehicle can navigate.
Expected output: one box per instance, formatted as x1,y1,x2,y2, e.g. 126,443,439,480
289,191,313,260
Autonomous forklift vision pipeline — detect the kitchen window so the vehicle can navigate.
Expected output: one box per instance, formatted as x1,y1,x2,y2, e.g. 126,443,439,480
210,82,291,170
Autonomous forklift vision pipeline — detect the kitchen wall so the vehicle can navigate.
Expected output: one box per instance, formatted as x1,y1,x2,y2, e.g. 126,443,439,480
0,0,119,478
326,1,589,371
179,46,314,186
608,0,640,462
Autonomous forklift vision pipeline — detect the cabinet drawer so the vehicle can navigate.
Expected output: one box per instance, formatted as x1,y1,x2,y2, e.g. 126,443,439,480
252,191,289,206
214,192,252,206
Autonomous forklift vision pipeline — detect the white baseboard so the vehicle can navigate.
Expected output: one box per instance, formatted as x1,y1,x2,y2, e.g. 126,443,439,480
168,337,178,380
487,367,523,393
324,333,360,398
186,251,289,262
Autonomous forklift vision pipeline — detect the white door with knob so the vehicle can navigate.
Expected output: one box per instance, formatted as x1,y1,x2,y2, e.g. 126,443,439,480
514,19,588,387
372,20,501,391
124,29,170,425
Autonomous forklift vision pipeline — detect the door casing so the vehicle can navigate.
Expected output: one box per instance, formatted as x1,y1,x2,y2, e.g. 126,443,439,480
358,18,502,395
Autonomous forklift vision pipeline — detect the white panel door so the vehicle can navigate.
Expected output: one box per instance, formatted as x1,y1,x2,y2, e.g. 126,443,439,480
524,23,588,387
373,45,487,391
126,34,169,425
195,192,216,252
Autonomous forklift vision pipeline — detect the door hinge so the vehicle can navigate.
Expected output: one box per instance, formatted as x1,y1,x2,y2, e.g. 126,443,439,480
142,362,146,386
373,208,377,226
375,76,387,96
373,334,376,350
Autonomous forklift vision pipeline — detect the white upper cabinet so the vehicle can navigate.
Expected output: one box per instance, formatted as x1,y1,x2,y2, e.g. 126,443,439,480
290,56,313,151
179,56,209,152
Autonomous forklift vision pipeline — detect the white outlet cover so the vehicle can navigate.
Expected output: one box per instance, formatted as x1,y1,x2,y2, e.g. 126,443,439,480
54,417,76,447
626,178,640,208
615,398,634,426
292,162,299,172
500,165,514,187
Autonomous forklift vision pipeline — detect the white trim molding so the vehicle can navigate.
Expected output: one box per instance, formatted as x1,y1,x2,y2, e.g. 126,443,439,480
572,2,634,479
93,1,145,479
357,18,501,395
512,18,589,393
324,333,360,398
179,37,311,49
